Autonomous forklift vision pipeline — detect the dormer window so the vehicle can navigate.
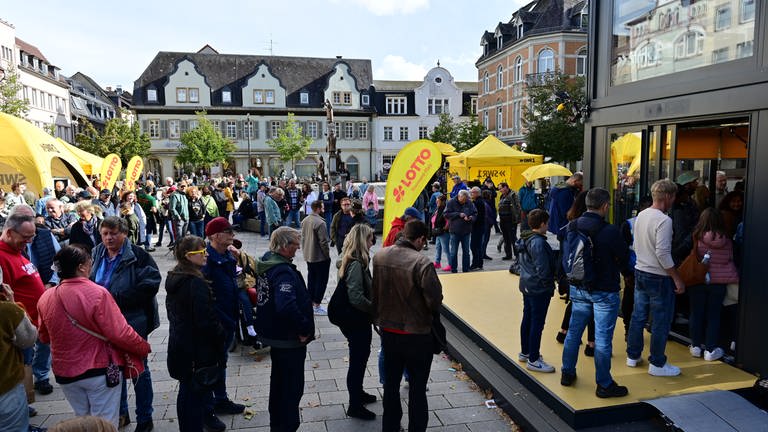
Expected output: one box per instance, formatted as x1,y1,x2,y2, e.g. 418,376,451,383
517,24,524,39
300,91,309,104
497,35,503,50
361,94,370,106
222,89,232,104
580,10,589,28
147,88,158,103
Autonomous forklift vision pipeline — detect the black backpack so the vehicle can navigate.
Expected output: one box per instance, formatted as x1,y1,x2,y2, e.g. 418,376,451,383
561,220,605,290
327,277,369,328
213,189,227,213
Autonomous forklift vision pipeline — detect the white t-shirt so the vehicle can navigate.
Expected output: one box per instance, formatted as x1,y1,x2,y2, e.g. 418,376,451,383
633,207,675,276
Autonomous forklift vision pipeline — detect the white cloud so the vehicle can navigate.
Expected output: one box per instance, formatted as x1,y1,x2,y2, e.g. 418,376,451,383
331,0,429,15
374,55,428,80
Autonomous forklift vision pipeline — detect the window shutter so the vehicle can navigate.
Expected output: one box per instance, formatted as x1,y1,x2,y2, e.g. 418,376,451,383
237,120,243,139
141,119,148,134
160,120,168,139
265,121,270,138
317,121,323,138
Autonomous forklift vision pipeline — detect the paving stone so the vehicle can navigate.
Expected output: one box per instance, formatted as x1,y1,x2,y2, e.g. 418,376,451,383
435,406,506,425
467,420,519,432
300,403,347,422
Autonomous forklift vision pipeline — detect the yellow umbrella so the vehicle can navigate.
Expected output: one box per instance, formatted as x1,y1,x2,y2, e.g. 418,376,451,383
433,141,458,156
521,163,573,181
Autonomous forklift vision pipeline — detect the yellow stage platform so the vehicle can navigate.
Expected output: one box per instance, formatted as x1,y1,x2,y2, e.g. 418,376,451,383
439,270,756,424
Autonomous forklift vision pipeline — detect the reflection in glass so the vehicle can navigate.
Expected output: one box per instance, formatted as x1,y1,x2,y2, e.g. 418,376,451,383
611,0,755,86
609,131,642,224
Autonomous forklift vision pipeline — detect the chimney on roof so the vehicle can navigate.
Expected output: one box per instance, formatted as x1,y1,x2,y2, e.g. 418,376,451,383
116,85,123,95
336,55,342,59
106,86,112,91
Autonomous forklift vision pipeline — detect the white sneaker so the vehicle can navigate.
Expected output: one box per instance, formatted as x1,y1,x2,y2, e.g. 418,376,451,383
518,352,529,362
526,358,555,373
626,357,643,367
689,345,702,358
313,305,328,316
648,362,681,377
704,347,724,361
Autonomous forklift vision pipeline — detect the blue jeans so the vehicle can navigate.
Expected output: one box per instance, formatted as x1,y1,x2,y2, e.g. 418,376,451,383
688,283,726,351
0,383,28,431
32,339,51,383
434,233,450,265
449,233,471,273
470,227,484,268
324,211,333,237
285,209,300,228
561,287,620,387
627,270,676,367
520,293,552,363
258,211,267,236
120,358,153,424
188,220,204,238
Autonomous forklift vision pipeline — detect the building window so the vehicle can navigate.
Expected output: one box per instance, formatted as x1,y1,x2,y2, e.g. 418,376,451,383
147,88,157,103
307,121,318,138
383,126,393,141
270,121,281,138
346,156,359,180
636,42,661,68
483,72,489,92
470,97,478,114
715,6,731,31
344,122,354,140
188,120,199,130
513,101,522,135
741,0,755,22
736,40,754,58
244,121,254,139
418,126,429,139
31,89,37,106
516,23,523,39
169,120,180,139
580,10,589,28
332,92,341,104
361,94,370,105
226,121,237,139
674,31,704,59
176,88,187,103
483,111,489,129
211,120,221,133
357,122,368,140
428,98,449,115
399,126,409,141
343,92,351,105
300,91,309,104
496,35,503,50
712,47,730,64
386,96,407,115
266,90,275,104
188,88,199,103
254,90,263,104
514,56,523,82
576,49,587,76
47,94,52,110
222,90,232,104
497,65,503,89
149,120,160,138
497,107,503,131
537,48,555,73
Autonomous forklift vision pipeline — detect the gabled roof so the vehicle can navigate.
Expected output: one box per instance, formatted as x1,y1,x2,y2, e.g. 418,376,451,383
15,37,48,63
197,44,219,54
69,72,113,104
134,51,373,95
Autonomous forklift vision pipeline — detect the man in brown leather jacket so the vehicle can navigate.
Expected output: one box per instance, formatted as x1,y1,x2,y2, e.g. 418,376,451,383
372,220,443,432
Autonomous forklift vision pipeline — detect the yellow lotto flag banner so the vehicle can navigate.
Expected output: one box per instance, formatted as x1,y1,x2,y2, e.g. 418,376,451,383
99,153,122,192
124,156,144,191
383,139,442,241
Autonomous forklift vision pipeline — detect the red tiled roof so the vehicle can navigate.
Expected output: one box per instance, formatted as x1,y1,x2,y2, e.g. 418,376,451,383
15,37,48,63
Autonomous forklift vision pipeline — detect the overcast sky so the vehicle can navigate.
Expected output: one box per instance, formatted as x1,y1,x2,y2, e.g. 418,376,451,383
3,0,527,91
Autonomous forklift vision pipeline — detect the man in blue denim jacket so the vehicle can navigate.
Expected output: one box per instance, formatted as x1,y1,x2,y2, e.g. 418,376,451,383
516,209,556,373
559,188,631,398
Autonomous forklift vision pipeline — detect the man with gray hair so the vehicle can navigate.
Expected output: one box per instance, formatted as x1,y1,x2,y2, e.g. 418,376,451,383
255,227,314,432
44,199,77,246
444,189,476,273
626,179,685,377
559,188,630,397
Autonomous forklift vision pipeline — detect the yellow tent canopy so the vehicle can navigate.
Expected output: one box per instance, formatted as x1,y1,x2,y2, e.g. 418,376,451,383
433,141,459,156
446,135,543,190
0,113,90,196
610,133,642,185
58,138,104,176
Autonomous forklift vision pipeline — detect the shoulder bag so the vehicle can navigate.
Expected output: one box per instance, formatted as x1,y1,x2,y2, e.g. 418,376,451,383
678,236,708,287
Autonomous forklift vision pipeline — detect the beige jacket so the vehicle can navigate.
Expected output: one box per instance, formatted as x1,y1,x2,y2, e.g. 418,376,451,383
301,212,330,263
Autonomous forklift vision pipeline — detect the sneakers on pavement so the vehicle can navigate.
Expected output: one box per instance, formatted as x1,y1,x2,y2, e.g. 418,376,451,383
526,358,555,373
213,399,246,414
626,356,643,367
441,265,452,272
704,347,724,361
34,379,53,395
347,405,376,420
689,345,703,358
203,414,226,432
648,362,681,377
433,262,441,268
360,391,377,405
596,381,629,398
313,305,328,316
561,372,577,386
518,352,529,362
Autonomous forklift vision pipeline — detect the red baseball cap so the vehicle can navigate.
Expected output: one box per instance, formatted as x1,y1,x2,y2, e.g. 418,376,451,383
205,217,233,237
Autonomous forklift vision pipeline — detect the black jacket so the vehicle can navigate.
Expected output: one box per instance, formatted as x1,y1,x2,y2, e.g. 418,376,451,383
573,212,631,292
165,271,226,381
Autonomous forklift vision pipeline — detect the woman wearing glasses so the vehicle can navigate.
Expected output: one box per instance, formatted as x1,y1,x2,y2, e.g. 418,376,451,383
165,236,226,432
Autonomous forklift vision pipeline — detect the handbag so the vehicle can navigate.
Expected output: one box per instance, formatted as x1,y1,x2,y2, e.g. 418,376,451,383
678,236,708,287
328,274,370,328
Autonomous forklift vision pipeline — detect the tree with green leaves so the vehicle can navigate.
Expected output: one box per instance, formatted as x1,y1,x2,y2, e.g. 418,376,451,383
0,67,29,118
266,112,312,171
429,111,487,152
177,111,235,171
523,72,586,164
75,117,151,165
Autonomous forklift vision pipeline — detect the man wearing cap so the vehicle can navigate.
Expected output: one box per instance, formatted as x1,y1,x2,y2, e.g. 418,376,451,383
449,175,468,199
384,207,422,248
202,217,246,419
76,190,93,202
94,189,118,218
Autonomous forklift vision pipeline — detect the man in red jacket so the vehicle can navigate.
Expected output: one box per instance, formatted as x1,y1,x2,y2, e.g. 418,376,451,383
383,207,421,247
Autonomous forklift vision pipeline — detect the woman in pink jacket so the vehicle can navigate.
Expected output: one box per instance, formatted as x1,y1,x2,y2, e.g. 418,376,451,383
688,208,738,362
362,185,379,213
37,244,151,428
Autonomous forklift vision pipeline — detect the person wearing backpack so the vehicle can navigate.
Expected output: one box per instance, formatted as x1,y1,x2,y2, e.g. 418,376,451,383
497,182,521,261
559,188,631,398
515,209,556,373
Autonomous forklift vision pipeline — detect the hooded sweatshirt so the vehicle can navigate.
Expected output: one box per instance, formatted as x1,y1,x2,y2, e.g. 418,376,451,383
515,230,555,296
254,251,314,348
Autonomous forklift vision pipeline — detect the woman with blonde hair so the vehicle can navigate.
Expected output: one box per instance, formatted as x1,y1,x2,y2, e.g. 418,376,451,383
69,201,102,253
333,223,377,420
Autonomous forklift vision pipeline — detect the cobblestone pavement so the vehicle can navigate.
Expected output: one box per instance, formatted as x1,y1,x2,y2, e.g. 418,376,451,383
31,227,517,431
